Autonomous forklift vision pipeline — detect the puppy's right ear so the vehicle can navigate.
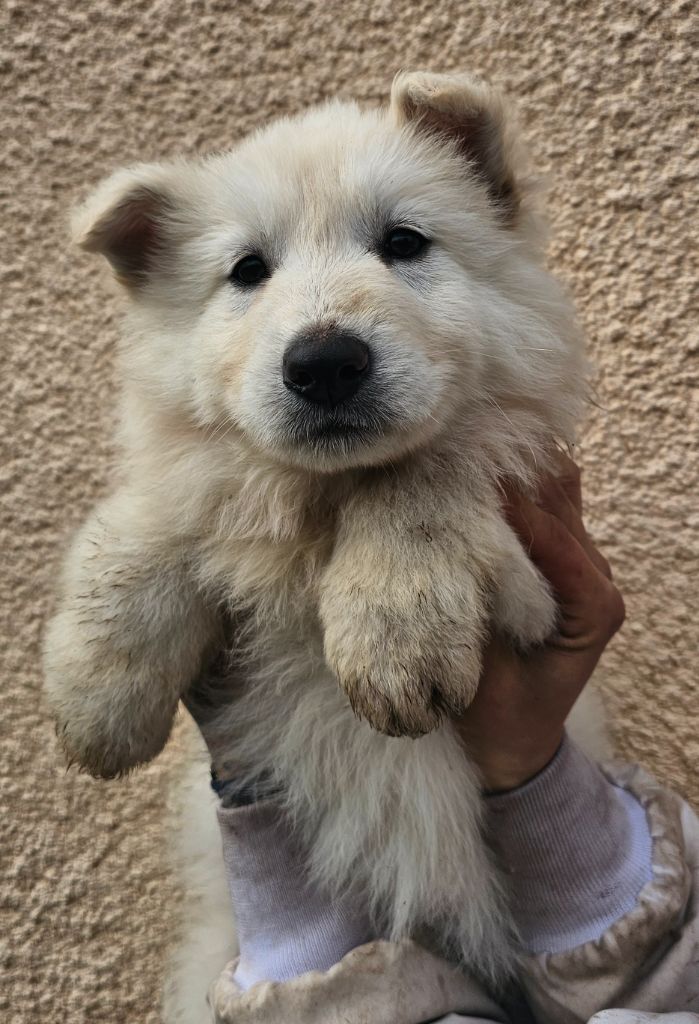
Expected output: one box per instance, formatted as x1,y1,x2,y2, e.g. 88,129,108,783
72,165,176,287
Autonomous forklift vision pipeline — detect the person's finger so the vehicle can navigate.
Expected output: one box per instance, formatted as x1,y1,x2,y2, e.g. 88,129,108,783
506,492,593,598
550,450,583,513
536,473,586,544
502,469,613,582
504,493,624,641
583,537,613,581
548,456,615,581
535,474,613,581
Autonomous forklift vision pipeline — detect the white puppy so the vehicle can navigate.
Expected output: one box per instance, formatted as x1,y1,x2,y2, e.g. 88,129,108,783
43,71,589,991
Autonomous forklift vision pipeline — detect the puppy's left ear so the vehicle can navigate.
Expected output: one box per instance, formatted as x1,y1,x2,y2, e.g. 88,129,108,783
390,71,523,223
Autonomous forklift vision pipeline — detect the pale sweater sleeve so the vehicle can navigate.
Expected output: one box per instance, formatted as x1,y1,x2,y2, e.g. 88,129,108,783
485,735,653,955
516,758,699,1024
215,799,373,991
214,736,653,988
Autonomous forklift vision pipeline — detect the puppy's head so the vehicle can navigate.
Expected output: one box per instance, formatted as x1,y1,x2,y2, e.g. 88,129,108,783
76,72,583,474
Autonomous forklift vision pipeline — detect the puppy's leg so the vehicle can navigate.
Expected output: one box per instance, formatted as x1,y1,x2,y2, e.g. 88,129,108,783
43,489,219,778
320,462,498,737
489,513,558,648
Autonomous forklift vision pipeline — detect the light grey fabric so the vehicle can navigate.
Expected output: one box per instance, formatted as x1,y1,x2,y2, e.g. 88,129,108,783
210,940,508,1024
214,737,652,987
521,764,699,1023
588,1015,699,1023
486,737,652,953
210,765,699,1023
439,1017,504,1023
217,801,372,989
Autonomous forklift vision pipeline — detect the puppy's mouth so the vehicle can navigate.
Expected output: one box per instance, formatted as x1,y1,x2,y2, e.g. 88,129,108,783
285,405,385,450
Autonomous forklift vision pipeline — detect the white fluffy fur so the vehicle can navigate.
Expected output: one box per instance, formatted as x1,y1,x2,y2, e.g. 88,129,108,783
162,721,237,1024
43,72,598,1014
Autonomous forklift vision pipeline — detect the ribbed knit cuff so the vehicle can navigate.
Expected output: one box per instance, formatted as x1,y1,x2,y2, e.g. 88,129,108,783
217,801,374,990
486,734,652,954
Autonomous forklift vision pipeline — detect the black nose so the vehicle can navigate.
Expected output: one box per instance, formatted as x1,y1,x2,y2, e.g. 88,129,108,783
282,330,371,407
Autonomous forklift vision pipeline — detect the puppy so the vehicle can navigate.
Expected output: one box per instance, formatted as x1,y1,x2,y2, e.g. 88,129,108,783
43,71,587,985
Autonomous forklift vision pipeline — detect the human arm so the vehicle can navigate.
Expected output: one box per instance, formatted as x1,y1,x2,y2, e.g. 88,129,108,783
454,457,699,1020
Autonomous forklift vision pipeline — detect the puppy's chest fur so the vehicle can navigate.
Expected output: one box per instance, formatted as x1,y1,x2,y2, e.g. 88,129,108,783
186,471,345,704
192,454,464,693
197,471,344,618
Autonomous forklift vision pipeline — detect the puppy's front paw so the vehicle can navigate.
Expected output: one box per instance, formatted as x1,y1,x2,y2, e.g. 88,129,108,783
52,693,178,780
43,610,179,779
320,575,487,737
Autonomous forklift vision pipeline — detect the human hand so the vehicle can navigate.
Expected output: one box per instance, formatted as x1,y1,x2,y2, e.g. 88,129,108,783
455,455,625,792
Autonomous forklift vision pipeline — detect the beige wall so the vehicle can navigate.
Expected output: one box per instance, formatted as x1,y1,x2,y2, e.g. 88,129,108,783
2,1,697,1020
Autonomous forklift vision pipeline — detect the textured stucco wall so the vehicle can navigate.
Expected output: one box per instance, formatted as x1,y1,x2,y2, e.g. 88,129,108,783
2,1,697,1020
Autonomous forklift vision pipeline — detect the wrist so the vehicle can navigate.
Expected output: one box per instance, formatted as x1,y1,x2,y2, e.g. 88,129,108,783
471,730,565,794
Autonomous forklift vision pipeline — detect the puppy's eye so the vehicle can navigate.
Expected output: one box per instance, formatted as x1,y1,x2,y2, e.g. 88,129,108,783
230,254,270,286
383,227,430,261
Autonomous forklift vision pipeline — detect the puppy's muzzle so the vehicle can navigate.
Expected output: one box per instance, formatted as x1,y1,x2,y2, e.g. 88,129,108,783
282,330,371,408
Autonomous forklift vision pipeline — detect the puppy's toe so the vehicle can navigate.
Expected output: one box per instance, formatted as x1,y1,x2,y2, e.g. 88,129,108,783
51,689,178,780
340,645,482,738
494,563,557,649
344,674,444,737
